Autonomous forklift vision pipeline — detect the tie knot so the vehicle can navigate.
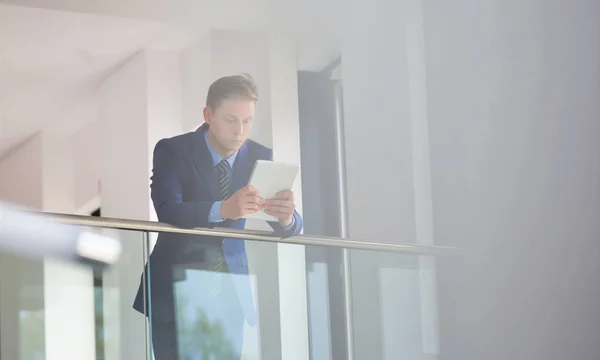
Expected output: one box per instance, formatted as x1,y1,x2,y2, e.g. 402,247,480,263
217,159,230,174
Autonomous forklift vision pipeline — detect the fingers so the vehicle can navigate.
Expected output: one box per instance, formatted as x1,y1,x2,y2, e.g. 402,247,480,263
233,187,295,218
265,189,295,221
243,187,293,201
242,203,261,211
264,207,294,215
264,196,295,217
244,185,260,195
225,186,266,219
244,195,265,207
238,199,262,215
265,199,294,208
236,191,265,213
275,190,294,201
241,207,260,215
264,207,294,218
235,186,264,205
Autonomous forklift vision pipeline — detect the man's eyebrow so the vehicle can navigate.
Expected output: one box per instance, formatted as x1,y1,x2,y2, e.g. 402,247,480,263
225,113,253,121
225,113,237,118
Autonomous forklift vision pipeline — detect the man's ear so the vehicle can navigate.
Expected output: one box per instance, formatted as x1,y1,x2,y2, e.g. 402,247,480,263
203,106,213,124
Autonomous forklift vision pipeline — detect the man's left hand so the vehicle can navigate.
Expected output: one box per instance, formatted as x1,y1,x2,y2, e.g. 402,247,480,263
264,190,295,226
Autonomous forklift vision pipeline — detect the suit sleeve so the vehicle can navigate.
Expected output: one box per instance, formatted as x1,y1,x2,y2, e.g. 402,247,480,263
265,149,304,238
150,139,215,229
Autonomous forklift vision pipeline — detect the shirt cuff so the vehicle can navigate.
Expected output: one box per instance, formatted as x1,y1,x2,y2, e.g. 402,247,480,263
208,201,225,223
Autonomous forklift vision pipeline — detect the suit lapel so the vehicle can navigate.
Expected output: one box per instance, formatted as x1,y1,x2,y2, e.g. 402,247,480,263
191,124,221,201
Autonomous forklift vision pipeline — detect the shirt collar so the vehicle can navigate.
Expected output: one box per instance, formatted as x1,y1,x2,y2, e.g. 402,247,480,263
204,131,238,168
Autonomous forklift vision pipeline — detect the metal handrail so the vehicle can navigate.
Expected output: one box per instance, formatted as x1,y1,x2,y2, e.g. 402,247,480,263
40,212,454,255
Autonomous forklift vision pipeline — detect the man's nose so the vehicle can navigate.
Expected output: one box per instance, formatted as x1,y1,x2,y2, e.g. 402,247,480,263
234,123,244,135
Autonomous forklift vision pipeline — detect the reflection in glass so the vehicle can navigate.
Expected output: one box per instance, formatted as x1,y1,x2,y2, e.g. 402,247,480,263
174,270,242,360
19,310,45,360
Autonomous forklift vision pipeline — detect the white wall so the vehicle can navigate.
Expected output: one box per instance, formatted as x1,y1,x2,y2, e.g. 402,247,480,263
100,52,153,223
0,136,43,209
41,133,76,213
423,1,600,359
0,99,101,215
72,120,101,212
0,106,101,215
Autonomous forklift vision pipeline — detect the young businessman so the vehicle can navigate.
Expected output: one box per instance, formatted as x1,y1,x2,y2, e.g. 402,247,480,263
133,74,303,359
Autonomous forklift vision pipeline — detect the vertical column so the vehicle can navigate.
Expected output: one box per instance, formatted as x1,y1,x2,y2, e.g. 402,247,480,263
0,136,41,360
182,30,308,360
0,253,27,360
268,34,309,360
99,50,183,360
339,0,437,358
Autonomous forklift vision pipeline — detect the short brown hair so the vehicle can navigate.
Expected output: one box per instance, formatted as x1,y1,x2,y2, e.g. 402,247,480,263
206,73,259,110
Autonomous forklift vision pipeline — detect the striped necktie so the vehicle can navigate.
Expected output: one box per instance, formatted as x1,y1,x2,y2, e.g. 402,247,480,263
217,159,231,201
207,159,231,298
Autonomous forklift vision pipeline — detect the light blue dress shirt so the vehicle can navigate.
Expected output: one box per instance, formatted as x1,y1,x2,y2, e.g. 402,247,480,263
205,132,294,229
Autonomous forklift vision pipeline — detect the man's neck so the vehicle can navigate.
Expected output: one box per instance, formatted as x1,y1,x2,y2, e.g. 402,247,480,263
206,131,235,159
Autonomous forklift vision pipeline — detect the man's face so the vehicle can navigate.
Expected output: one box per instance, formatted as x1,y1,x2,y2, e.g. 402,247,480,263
204,99,255,155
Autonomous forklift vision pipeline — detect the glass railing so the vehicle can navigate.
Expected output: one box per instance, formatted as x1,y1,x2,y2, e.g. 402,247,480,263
0,211,451,360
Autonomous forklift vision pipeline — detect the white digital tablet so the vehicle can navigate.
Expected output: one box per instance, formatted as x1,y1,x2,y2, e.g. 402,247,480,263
243,160,300,222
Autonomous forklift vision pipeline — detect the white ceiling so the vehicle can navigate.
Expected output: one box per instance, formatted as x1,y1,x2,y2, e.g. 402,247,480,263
0,0,340,158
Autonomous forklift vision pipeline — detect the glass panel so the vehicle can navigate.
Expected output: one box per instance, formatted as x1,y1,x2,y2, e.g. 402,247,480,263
306,261,333,359
0,252,45,360
305,246,341,360
305,246,439,360
348,250,439,360
99,228,151,360
0,227,151,360
144,232,438,360
146,233,265,360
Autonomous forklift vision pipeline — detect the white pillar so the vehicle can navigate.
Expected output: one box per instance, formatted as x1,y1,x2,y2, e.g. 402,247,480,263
182,30,308,360
99,50,184,360
268,35,308,360
339,0,438,359
0,136,44,360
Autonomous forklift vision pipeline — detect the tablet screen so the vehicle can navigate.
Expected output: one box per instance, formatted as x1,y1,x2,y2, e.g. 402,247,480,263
243,160,299,222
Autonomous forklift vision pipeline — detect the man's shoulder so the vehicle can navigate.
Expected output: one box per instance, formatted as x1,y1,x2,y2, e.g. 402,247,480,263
245,139,272,160
154,131,197,152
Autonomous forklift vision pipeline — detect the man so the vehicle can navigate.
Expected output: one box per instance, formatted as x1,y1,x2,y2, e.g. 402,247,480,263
132,74,303,359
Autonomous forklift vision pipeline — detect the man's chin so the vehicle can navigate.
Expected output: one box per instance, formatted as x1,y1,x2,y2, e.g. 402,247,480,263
229,141,245,149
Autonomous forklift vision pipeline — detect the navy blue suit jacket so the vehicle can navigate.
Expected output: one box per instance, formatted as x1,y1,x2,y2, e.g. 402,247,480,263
133,124,303,325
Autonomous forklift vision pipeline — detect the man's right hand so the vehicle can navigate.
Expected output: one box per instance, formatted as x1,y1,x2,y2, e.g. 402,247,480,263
220,185,265,220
